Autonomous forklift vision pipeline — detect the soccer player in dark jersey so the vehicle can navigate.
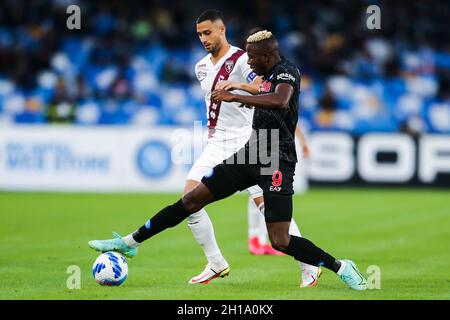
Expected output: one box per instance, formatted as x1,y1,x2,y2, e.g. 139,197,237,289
89,30,368,290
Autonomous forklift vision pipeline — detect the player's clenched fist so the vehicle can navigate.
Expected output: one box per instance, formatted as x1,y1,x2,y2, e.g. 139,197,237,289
212,89,235,102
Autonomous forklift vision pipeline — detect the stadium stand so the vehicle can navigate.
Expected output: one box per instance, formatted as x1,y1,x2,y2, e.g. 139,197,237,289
0,0,449,134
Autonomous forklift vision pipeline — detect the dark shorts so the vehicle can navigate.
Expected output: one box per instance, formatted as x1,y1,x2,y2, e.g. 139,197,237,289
201,154,295,223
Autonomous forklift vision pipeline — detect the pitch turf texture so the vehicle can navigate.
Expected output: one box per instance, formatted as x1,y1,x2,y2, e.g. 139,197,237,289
0,189,449,300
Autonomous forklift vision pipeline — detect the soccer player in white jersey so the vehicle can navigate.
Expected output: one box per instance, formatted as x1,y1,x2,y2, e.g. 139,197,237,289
186,9,321,287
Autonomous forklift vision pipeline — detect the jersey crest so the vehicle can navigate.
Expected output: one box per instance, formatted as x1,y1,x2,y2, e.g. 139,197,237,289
208,49,245,130
225,59,235,74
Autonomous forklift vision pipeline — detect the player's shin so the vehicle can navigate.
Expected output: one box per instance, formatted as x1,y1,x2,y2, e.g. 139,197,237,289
284,236,342,273
126,199,192,245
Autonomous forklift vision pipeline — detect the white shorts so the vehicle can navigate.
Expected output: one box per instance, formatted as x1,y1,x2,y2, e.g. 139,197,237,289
187,140,263,199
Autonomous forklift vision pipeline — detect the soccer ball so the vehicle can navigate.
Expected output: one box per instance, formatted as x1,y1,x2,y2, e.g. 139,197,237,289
92,251,128,286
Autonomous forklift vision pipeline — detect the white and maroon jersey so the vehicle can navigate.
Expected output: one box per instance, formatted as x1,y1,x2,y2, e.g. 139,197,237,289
195,45,258,143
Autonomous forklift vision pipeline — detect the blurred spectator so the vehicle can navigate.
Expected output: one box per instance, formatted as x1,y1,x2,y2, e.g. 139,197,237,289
0,0,448,134
314,88,337,129
46,79,75,123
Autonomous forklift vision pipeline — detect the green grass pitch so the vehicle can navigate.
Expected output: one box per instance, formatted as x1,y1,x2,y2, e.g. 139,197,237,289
0,188,449,300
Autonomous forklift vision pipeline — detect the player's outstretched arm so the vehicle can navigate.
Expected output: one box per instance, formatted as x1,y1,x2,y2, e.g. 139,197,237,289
212,83,293,109
215,77,262,94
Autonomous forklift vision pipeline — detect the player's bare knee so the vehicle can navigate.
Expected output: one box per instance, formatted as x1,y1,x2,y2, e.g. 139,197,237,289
182,192,205,213
182,193,199,213
268,233,290,251
183,180,199,196
271,240,288,252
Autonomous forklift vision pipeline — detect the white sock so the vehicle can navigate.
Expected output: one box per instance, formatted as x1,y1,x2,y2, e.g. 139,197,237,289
257,201,302,244
187,208,227,268
123,234,140,248
337,260,347,276
288,217,301,237
286,217,306,271
248,198,268,245
259,202,318,274
291,217,320,273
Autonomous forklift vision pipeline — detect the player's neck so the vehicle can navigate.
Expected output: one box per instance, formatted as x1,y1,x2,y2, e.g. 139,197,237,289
210,42,231,65
265,56,282,73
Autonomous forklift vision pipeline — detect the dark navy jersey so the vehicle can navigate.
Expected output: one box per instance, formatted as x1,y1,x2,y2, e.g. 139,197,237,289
251,58,301,163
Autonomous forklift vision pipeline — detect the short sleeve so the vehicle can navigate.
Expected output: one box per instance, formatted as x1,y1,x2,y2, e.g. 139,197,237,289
272,66,299,90
194,63,199,81
238,53,258,83
194,62,207,83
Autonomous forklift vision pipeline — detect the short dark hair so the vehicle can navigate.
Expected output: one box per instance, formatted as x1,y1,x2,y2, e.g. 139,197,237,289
196,9,225,24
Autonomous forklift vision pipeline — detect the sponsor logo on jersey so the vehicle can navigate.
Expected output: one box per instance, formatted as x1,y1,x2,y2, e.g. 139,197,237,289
277,73,295,82
197,71,207,82
260,81,272,93
269,186,282,192
247,71,257,82
225,59,235,73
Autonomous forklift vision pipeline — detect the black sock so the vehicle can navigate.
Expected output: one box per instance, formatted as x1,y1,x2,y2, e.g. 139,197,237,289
132,199,191,243
284,236,342,273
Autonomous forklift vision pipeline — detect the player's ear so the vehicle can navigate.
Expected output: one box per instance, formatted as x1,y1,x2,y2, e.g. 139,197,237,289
215,19,226,35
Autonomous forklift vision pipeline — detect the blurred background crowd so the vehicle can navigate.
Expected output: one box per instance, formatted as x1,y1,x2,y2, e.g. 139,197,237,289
0,0,449,134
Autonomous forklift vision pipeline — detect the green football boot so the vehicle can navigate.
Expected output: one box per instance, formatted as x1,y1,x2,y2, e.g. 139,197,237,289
88,232,138,258
339,259,368,290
